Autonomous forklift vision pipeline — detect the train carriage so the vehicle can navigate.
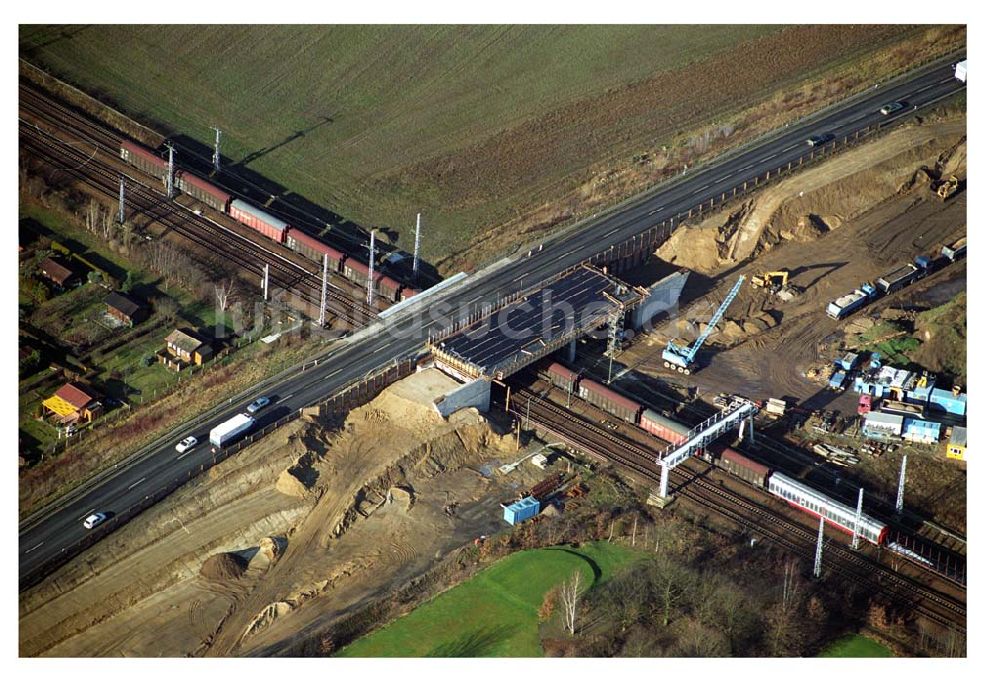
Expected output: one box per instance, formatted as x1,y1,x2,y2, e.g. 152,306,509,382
228,198,289,244
546,361,579,393
767,472,888,545
578,378,642,424
286,227,345,271
120,140,168,181
639,409,690,445
343,257,371,287
718,448,769,489
174,170,232,213
377,273,403,302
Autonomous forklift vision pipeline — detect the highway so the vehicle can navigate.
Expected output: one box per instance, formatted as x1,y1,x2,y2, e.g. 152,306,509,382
18,55,965,586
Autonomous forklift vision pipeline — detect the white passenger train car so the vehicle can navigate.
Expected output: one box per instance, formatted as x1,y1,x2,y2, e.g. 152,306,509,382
767,472,888,545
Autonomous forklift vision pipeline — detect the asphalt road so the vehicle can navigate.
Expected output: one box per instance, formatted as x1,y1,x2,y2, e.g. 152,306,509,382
18,56,965,586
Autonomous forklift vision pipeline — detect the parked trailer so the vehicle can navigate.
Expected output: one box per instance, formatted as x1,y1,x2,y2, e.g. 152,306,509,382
578,378,642,424
876,263,922,294
120,140,168,180
228,199,289,244
639,409,690,445
718,448,770,489
286,227,345,270
209,413,255,448
174,170,232,213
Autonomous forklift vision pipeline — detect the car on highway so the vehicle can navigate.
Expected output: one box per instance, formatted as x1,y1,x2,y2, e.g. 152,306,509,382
246,396,271,414
879,102,905,115
83,513,107,529
805,133,835,147
175,436,198,453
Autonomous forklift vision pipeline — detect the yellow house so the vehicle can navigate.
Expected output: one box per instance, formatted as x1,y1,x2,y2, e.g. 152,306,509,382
946,426,967,461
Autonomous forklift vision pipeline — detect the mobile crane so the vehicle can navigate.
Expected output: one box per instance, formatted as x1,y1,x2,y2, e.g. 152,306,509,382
662,275,745,375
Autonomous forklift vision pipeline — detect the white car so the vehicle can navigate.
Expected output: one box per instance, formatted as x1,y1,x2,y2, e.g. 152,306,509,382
246,397,271,414
83,513,107,529
175,436,198,453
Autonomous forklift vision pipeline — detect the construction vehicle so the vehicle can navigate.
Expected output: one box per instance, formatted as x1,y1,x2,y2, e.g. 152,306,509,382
941,236,967,262
826,282,878,320
750,270,790,292
662,275,745,375
932,175,958,200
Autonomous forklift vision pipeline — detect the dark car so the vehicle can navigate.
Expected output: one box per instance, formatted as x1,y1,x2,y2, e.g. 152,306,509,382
806,133,835,147
879,102,905,115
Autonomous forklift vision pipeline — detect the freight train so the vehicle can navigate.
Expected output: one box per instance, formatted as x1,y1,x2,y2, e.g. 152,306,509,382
119,140,418,302
542,360,889,545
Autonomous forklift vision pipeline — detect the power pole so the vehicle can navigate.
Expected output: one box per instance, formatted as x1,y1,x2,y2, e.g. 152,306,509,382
318,253,329,326
262,264,269,301
212,126,222,172
366,230,376,306
166,143,175,198
412,212,421,277
118,175,126,224
813,516,825,578
895,455,908,514
851,488,864,550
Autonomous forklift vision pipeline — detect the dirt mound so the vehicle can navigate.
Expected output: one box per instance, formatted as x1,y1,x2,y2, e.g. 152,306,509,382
387,485,414,509
240,601,293,642
276,451,320,499
200,552,248,583
258,537,284,563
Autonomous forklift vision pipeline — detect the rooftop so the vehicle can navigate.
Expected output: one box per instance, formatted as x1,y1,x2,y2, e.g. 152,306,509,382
105,291,142,317
165,328,204,354
52,381,100,410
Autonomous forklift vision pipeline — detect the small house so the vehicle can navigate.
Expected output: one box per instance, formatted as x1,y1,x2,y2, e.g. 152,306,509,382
39,256,79,289
42,381,103,425
105,292,148,327
947,426,967,461
162,328,213,368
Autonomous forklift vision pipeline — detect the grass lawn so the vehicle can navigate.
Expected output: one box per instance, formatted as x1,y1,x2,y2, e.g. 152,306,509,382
338,541,642,657
19,25,931,263
819,634,893,657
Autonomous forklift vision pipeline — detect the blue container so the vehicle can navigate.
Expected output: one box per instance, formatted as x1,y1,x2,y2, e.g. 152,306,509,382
928,389,967,416
503,496,540,525
902,418,941,444
828,371,846,390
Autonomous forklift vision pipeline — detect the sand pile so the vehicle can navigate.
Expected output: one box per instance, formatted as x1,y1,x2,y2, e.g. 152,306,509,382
200,552,248,583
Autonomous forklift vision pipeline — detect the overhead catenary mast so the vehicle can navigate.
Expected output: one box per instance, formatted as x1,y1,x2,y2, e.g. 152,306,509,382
895,455,908,514
413,212,421,277
212,126,222,172
318,253,329,326
851,488,864,550
166,143,175,198
366,230,376,306
813,517,825,578
118,175,126,224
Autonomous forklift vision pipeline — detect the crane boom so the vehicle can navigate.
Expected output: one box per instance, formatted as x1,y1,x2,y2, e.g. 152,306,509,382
662,275,745,373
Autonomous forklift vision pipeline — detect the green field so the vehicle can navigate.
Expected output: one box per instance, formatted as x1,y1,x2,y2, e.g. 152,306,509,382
19,25,926,264
338,542,641,657
819,634,893,657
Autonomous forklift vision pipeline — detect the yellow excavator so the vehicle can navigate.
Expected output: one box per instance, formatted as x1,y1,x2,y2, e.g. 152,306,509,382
750,270,789,292
932,175,958,200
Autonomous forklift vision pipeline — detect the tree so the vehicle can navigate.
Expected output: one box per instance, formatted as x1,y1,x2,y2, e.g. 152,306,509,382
539,586,559,621
153,296,180,321
121,270,135,293
214,278,236,313
560,569,584,635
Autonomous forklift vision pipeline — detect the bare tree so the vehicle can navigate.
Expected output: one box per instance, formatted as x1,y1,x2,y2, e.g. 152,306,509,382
560,569,584,635
214,278,236,313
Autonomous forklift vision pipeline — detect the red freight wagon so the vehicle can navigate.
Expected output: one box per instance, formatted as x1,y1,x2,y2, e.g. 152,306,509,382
174,170,232,213
343,257,371,287
718,448,770,488
120,140,168,180
546,361,578,393
639,409,690,445
400,287,421,300
578,378,641,423
228,198,288,244
287,228,345,270
377,273,402,301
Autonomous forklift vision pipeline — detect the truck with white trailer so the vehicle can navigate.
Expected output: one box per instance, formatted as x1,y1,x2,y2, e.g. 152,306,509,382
955,59,967,83
876,263,922,294
825,283,878,320
209,413,255,449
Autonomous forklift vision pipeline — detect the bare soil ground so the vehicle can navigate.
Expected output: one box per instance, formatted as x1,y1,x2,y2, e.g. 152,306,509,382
19,371,548,657
611,112,966,531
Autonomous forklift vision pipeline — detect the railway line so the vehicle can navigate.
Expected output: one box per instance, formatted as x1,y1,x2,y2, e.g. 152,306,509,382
504,386,966,634
19,106,377,327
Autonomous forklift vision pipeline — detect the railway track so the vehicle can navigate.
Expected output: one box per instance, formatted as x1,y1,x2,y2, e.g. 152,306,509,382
19,115,377,328
506,387,966,634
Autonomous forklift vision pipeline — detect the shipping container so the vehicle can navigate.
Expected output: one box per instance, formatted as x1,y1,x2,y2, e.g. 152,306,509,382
578,378,641,423
718,448,770,488
228,199,289,244
546,361,578,392
876,263,921,294
828,371,847,391
286,227,345,270
503,496,540,525
120,140,168,180
862,411,904,437
639,409,690,445
174,170,232,213
928,388,967,416
902,418,941,444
